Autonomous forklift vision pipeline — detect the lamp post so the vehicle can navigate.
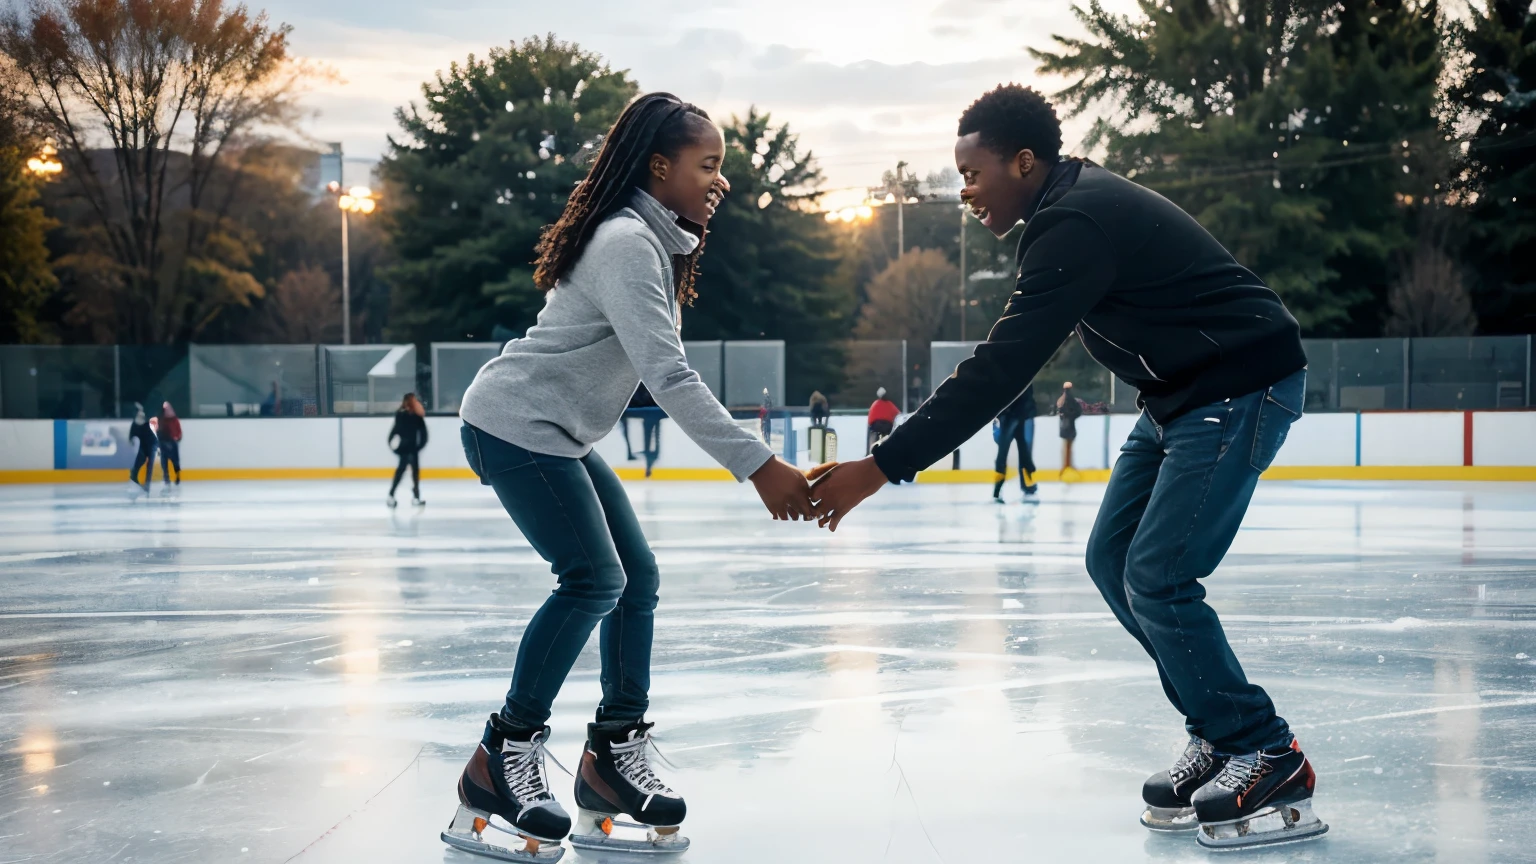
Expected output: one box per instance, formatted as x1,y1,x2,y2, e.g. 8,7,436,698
326,181,377,345
26,139,63,177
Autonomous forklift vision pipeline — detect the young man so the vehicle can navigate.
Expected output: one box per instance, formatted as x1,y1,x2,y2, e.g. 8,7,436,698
810,84,1325,850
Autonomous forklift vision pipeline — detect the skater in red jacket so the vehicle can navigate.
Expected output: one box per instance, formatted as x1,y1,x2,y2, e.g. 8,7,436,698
158,402,182,485
865,387,900,454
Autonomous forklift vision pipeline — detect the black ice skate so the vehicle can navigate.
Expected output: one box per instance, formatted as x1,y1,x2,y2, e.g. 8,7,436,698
1021,470,1038,498
441,715,572,862
992,473,1006,503
568,720,690,855
1140,735,1225,832
1192,740,1328,850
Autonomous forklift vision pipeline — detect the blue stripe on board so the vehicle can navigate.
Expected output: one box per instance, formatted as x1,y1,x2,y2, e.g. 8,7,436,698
53,419,66,470
1355,413,1362,467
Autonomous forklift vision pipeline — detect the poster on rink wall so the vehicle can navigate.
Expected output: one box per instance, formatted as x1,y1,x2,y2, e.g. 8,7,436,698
65,420,137,469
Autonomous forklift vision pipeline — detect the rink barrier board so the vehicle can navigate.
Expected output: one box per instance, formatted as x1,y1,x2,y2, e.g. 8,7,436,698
5,466,1536,484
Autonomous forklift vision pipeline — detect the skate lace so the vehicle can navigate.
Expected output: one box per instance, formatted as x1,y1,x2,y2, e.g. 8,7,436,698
1212,752,1269,793
611,730,677,797
1170,736,1214,784
501,731,571,803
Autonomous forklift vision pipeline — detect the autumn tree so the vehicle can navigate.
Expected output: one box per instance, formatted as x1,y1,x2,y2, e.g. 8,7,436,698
1,0,306,343
0,57,58,342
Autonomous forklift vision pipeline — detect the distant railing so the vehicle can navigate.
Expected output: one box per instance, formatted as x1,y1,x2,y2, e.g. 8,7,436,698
0,335,1529,419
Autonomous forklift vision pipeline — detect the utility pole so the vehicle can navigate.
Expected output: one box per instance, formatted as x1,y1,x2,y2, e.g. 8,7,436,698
896,160,907,258
959,202,967,341
336,143,350,345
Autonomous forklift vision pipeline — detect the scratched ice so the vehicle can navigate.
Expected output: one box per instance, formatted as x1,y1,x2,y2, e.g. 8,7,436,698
1,480,1534,863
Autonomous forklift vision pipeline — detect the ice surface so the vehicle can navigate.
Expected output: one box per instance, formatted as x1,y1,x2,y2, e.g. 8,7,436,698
1,479,1534,863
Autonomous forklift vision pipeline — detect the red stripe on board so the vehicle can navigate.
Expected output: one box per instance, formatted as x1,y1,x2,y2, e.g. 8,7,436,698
1464,411,1474,467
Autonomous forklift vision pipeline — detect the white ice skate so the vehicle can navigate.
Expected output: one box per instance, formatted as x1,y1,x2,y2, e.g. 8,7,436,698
441,804,565,862
1195,796,1328,851
568,808,689,856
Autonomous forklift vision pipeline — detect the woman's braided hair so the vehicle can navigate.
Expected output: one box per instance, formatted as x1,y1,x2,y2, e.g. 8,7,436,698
533,92,714,304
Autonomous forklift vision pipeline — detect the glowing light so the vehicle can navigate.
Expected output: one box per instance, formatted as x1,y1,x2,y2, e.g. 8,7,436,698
884,193,896,204
26,140,62,177
856,205,873,219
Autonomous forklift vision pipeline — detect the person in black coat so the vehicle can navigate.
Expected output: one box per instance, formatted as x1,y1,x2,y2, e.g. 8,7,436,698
992,383,1038,501
127,402,156,491
388,393,428,507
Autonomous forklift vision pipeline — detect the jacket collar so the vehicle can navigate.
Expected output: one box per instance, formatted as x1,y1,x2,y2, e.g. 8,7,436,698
629,189,701,256
1023,159,1082,223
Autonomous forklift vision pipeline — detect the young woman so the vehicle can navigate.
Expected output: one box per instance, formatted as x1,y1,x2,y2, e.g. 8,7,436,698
445,93,813,861
387,393,428,507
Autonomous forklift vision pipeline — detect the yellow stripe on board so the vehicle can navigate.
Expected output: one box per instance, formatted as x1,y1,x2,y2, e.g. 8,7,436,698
3,465,1536,484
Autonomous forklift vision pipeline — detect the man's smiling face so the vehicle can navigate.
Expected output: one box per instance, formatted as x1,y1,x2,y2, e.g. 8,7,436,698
955,132,1040,238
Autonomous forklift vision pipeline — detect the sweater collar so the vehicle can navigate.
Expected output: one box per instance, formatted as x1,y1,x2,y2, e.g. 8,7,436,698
629,189,701,256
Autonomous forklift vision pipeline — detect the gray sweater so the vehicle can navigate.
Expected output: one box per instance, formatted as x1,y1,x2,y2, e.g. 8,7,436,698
460,190,773,482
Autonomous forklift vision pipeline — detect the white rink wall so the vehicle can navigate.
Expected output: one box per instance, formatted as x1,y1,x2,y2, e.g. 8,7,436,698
3,410,1536,473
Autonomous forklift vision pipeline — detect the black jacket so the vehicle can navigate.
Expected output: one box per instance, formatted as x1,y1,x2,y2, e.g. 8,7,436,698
390,410,428,454
875,162,1306,483
129,420,156,453
997,384,1037,424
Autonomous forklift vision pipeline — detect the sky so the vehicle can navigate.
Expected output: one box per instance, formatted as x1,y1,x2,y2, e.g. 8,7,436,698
266,0,1138,207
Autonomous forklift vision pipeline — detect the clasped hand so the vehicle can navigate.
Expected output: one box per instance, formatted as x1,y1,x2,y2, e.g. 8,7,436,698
749,455,887,531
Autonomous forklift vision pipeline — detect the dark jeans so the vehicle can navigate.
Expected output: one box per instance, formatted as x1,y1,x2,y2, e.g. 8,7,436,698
130,447,155,486
462,422,658,727
994,417,1036,481
390,451,420,497
1085,369,1305,755
159,440,180,481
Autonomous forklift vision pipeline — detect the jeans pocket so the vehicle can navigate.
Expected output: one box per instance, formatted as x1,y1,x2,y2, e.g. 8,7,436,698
460,423,490,485
1250,390,1301,472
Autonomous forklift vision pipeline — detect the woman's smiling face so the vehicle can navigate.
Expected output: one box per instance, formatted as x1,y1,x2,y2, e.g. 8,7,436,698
648,120,731,226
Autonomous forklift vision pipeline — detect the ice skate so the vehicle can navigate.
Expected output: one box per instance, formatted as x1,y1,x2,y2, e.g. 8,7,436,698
387,494,397,508
568,720,689,856
1140,735,1224,832
1192,740,1328,850
992,473,1005,503
413,495,426,507
1021,470,1038,499
441,715,572,862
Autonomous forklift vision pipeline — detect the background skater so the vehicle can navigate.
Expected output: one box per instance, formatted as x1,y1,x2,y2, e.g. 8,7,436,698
387,393,428,507
992,383,1037,502
809,83,1327,851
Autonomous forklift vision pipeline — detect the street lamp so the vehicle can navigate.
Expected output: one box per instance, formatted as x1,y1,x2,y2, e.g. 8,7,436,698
26,139,62,177
326,181,378,345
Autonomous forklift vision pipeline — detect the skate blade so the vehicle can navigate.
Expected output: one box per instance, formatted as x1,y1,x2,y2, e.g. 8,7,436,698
1140,805,1199,832
442,806,565,862
1196,799,1329,851
568,814,688,856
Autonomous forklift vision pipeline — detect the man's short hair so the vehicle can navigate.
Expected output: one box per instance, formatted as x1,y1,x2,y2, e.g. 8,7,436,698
957,84,1063,163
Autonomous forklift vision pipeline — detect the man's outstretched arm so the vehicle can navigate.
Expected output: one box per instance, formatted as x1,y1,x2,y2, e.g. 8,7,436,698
812,214,1116,529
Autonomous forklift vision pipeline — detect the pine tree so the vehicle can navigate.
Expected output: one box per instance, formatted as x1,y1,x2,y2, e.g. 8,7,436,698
687,108,849,341
685,109,852,401
1033,0,1445,335
1447,0,1536,333
381,35,638,342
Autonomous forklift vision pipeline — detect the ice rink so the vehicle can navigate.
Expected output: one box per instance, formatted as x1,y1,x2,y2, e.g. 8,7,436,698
2,478,1534,864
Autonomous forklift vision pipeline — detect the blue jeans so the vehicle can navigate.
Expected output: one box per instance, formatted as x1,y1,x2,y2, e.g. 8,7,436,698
1085,369,1305,755
994,417,1036,479
462,422,658,727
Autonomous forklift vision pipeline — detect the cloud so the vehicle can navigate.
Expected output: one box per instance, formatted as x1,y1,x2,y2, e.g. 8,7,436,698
271,0,1126,189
